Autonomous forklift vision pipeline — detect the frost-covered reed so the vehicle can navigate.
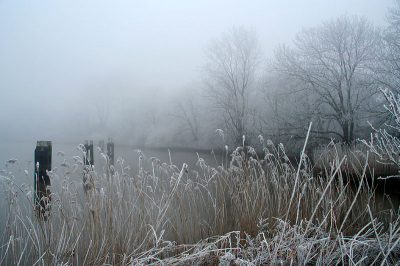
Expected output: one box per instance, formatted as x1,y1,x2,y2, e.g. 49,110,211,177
313,141,399,179
0,137,399,265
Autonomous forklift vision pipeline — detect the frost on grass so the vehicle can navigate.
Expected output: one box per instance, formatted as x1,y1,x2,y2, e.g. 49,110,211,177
1,136,400,265
4,158,18,167
57,151,66,157
362,88,400,177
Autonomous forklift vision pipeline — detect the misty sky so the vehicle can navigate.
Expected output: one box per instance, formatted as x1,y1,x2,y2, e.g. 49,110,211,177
0,0,395,142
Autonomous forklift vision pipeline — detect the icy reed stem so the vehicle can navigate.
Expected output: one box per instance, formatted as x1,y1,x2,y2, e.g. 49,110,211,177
339,151,368,232
304,155,346,234
286,122,312,224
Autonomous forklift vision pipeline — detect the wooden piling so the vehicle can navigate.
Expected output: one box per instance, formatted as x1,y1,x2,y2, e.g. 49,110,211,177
83,140,94,191
84,140,94,166
107,137,114,166
99,139,104,152
34,141,52,218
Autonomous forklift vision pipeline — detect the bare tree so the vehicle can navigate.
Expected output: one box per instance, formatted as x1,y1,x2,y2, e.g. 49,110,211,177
269,15,381,143
259,74,322,144
77,84,117,136
202,26,262,146
375,0,400,92
171,93,200,143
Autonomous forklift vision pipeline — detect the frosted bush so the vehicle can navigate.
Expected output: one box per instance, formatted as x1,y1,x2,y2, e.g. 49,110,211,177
362,88,400,176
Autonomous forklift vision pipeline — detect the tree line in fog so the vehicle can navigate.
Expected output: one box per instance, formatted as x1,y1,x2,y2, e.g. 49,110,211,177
78,2,400,153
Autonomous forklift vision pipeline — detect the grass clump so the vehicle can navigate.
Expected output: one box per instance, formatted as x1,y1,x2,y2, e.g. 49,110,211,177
0,130,400,265
313,141,399,180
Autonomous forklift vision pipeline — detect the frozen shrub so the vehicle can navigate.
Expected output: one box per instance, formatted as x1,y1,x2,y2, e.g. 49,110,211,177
362,88,400,178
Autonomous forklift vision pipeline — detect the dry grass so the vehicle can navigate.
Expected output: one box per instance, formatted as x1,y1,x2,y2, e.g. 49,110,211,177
313,141,399,180
0,135,399,265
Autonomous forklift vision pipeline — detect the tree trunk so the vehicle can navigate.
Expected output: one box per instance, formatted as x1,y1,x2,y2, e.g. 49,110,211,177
342,121,354,144
350,120,354,143
342,122,349,144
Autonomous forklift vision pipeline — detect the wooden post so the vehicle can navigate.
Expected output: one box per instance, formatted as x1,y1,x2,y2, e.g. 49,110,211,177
34,141,52,217
107,137,114,166
83,140,94,192
84,140,94,166
99,139,104,152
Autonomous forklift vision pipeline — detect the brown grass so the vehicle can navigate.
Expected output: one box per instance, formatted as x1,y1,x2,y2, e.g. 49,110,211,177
0,138,399,265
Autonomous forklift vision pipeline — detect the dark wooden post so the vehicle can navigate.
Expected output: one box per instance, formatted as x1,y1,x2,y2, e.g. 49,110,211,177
34,141,52,217
107,137,114,166
84,140,94,166
99,139,104,152
83,140,94,192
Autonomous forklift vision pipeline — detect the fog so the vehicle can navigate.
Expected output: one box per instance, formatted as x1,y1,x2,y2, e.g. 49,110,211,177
0,0,394,147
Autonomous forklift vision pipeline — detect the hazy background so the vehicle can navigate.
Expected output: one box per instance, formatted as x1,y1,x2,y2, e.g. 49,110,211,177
0,0,394,145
